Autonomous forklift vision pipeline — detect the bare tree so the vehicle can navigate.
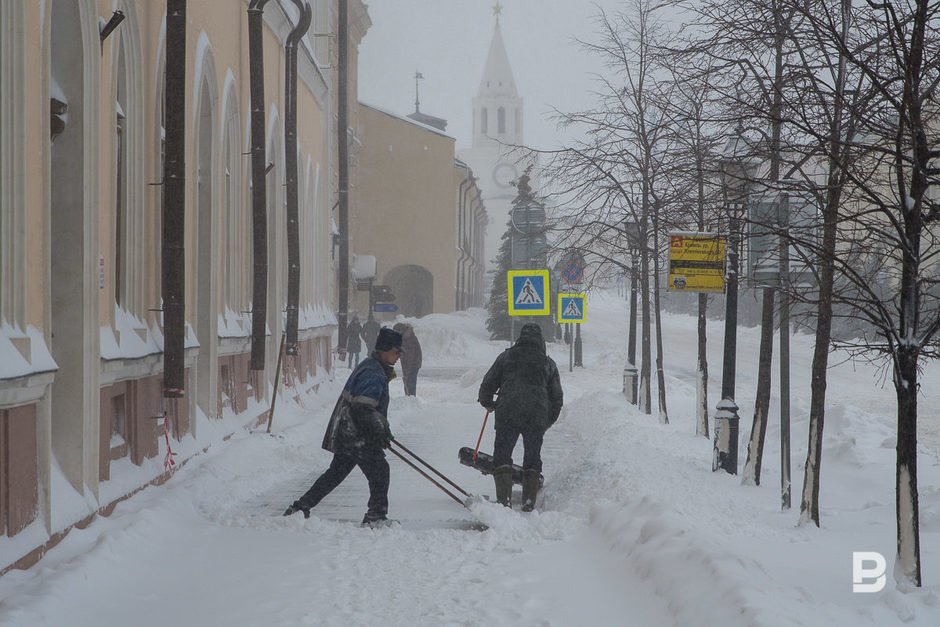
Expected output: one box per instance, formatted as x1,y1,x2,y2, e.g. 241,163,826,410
787,0,940,587
658,57,726,437
682,0,805,484
545,0,680,417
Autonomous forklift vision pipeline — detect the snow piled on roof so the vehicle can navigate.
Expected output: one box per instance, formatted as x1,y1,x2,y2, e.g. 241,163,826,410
0,322,57,379
359,101,455,139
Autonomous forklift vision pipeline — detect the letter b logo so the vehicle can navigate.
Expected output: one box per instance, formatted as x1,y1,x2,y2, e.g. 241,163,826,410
853,552,887,593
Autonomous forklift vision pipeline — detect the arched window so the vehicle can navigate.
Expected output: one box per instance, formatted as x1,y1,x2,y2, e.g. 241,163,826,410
497,107,506,134
109,3,144,318
480,108,488,135
192,42,220,419
221,83,241,311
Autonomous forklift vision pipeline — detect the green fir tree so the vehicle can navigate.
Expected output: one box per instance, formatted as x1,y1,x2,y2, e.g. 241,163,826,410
485,215,513,340
486,172,554,341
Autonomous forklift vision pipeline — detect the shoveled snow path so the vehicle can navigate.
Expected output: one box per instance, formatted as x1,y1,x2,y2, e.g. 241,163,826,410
0,360,673,627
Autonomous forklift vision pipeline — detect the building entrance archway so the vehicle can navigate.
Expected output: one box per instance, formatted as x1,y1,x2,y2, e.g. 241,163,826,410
384,265,433,318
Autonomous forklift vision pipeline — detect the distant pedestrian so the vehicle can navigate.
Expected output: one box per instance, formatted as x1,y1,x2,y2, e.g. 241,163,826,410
345,314,363,368
284,327,404,527
477,323,563,511
361,314,381,353
394,322,423,396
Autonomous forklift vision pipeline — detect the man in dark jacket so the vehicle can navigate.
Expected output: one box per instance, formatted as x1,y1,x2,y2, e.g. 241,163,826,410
361,314,381,353
478,323,563,511
284,327,403,526
393,322,423,396
345,314,363,368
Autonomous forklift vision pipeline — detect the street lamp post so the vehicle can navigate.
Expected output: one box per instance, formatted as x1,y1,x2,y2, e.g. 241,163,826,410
713,133,749,474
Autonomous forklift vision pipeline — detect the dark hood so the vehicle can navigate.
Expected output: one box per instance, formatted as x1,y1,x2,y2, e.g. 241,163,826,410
515,323,546,354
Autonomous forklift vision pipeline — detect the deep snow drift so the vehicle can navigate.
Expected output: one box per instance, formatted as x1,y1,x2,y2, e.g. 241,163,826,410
0,290,938,626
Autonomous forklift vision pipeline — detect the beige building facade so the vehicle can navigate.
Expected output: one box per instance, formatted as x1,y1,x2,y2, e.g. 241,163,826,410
0,0,369,572
352,103,487,318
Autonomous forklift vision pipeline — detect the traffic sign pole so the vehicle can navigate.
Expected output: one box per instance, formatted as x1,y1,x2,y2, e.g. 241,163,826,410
574,324,582,367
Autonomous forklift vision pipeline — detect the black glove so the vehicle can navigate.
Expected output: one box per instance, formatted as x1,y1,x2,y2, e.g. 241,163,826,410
383,428,395,449
479,399,496,412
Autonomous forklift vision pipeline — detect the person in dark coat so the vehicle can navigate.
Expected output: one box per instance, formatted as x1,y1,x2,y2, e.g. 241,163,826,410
393,322,423,396
477,322,563,511
361,314,381,353
284,327,404,526
345,314,363,368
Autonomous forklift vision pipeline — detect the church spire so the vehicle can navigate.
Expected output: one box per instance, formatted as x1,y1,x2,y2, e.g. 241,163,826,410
469,1,523,147
478,5,518,99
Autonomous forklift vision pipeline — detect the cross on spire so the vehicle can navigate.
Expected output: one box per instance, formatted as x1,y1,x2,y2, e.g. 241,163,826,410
493,1,503,23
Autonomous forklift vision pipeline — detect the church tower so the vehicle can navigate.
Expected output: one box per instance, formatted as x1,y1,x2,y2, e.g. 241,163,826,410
458,2,526,272
472,6,524,152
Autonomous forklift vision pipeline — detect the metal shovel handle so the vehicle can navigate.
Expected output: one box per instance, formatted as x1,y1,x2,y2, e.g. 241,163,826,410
390,440,472,498
387,446,467,508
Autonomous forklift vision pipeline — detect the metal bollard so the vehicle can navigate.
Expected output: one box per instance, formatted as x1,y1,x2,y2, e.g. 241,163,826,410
622,362,638,405
712,398,740,474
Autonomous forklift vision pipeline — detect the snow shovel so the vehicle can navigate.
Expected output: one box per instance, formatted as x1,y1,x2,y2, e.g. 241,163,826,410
388,440,479,508
457,410,543,487
472,410,490,461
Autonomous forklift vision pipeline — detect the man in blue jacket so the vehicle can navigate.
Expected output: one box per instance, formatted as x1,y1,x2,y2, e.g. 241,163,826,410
284,327,403,526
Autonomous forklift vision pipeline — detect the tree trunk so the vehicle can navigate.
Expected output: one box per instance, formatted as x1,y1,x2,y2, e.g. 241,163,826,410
799,179,838,528
799,0,850,524
742,287,774,485
696,292,708,437
639,234,652,415
652,226,668,424
894,347,922,586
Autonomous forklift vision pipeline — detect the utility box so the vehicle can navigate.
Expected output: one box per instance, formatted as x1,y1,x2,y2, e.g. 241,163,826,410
623,362,638,405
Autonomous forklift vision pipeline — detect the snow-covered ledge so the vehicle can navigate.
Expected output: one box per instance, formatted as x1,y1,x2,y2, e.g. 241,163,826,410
0,323,57,407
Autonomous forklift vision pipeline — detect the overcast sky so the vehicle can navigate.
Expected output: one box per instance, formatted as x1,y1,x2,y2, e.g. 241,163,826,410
358,0,627,152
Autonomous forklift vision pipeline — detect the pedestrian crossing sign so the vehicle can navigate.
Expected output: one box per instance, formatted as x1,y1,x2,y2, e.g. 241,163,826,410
558,293,586,323
507,269,550,316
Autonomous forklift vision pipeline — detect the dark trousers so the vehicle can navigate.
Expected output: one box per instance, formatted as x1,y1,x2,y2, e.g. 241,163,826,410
297,451,389,517
493,427,544,472
403,368,419,396
347,352,361,368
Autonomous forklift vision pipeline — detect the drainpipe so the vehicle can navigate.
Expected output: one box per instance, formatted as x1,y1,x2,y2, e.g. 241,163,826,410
162,0,186,397
472,190,485,305
456,177,470,310
284,1,311,355
247,0,274,370
336,0,350,351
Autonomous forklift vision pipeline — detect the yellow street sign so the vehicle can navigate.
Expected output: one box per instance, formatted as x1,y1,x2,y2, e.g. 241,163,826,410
558,293,586,323
507,269,550,316
667,232,726,293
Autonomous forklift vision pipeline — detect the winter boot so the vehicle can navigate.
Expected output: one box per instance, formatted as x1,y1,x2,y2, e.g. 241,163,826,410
494,465,514,508
521,469,541,512
283,501,311,519
361,512,398,528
